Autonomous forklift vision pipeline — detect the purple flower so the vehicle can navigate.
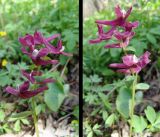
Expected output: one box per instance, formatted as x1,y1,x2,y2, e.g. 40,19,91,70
5,81,48,99
123,21,139,32
109,51,151,74
89,24,116,44
20,32,58,66
96,5,132,27
89,5,139,48
21,45,58,66
21,70,55,84
43,38,72,56
19,31,72,66
104,30,135,48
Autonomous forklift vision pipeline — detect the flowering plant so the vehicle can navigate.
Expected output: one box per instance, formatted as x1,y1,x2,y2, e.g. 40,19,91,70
5,31,72,137
90,5,151,136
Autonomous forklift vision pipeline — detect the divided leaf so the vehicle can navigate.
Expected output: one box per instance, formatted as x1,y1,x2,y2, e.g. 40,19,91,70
132,115,147,133
105,114,116,128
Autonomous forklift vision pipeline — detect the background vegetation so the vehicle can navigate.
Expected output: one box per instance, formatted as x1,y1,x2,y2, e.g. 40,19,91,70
83,0,160,136
0,0,79,135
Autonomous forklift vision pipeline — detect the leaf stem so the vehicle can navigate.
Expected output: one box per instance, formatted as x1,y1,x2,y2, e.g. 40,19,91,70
129,73,138,137
31,97,39,137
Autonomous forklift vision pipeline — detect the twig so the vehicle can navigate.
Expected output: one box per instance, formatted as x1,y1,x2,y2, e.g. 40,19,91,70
144,61,157,80
57,113,72,123
49,63,61,72
60,57,71,78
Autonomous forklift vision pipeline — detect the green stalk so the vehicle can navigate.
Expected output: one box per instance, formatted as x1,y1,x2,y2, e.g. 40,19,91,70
31,97,39,137
129,73,138,137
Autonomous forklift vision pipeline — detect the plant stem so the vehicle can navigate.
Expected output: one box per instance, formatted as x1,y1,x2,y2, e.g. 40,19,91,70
129,73,138,137
31,97,39,137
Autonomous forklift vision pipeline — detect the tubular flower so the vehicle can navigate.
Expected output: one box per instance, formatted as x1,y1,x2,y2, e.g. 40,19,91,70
89,24,116,44
19,31,71,66
5,81,48,99
19,32,58,66
21,69,55,84
5,69,55,99
43,37,72,56
21,45,58,66
89,5,139,48
104,30,135,48
109,51,151,74
96,5,133,27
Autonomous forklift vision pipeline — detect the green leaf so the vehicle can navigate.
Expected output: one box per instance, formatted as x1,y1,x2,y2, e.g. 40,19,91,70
93,124,102,135
0,75,12,87
136,83,150,90
145,106,156,124
110,48,122,58
87,131,93,137
132,115,147,133
136,83,149,90
124,75,135,87
126,46,136,52
21,119,30,125
89,75,102,83
102,110,108,121
146,33,157,45
35,104,46,115
44,82,68,112
14,120,21,132
0,110,5,122
105,114,115,127
98,92,112,110
154,113,160,128
116,86,131,118
150,27,160,36
135,91,143,104
131,39,147,56
11,111,32,119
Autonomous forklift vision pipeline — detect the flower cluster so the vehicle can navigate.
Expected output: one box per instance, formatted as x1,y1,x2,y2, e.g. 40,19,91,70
19,31,72,66
5,31,71,98
6,70,54,98
89,5,150,74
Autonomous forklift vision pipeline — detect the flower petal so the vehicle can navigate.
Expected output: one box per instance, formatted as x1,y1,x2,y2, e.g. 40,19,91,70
96,17,124,26
138,51,151,68
24,34,34,46
109,63,128,68
104,43,120,48
89,38,102,44
19,86,48,99
19,81,30,92
122,54,139,66
115,5,123,18
21,70,35,84
124,6,132,20
114,30,131,40
46,34,61,42
34,31,44,45
19,37,27,46
21,47,32,56
124,21,139,31
5,86,19,96
117,69,131,74
33,58,58,66
32,71,43,76
37,78,55,84
37,48,49,58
